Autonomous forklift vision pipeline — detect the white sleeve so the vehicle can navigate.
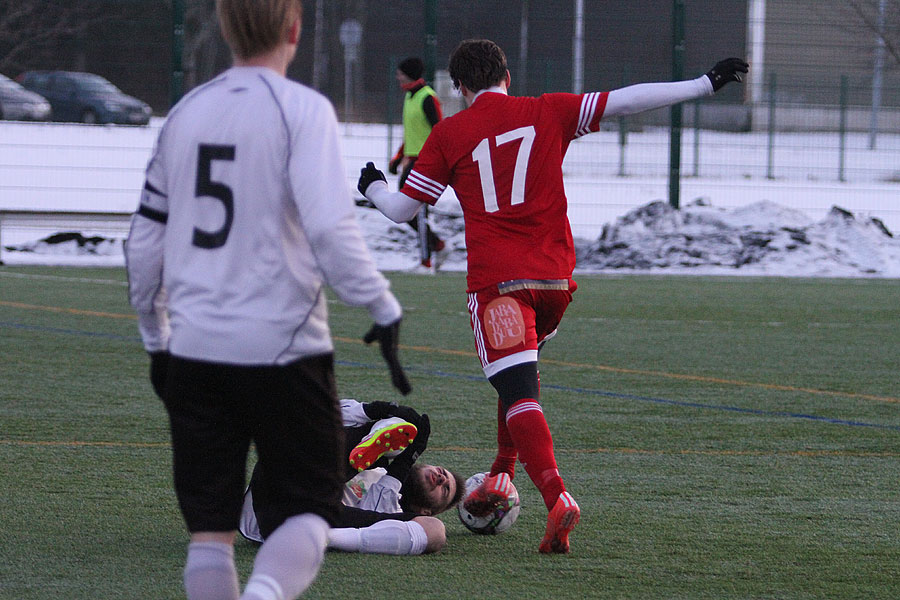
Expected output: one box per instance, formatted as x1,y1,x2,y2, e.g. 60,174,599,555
327,520,428,555
340,398,372,427
364,181,423,224
602,75,714,118
125,150,171,353
358,473,403,513
289,100,402,326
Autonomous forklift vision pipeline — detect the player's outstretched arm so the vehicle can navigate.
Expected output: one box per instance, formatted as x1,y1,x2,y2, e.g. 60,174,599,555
357,162,423,223
603,57,748,118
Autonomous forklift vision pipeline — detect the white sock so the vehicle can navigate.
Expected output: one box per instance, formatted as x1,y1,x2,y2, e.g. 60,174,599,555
240,513,328,600
184,541,240,600
328,519,427,555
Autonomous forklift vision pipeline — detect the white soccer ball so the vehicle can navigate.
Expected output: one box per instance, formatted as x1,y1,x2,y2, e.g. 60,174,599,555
458,472,521,535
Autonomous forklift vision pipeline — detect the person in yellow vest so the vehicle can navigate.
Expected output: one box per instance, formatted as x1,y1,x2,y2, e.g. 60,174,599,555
389,57,448,273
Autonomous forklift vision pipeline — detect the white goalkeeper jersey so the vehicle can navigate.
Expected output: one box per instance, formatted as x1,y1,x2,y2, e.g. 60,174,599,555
126,66,400,363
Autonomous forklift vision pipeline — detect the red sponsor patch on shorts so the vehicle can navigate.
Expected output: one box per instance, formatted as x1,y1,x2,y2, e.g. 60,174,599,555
484,296,526,349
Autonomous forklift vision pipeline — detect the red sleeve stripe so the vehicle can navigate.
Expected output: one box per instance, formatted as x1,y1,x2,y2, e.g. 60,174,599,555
575,92,602,138
405,170,445,199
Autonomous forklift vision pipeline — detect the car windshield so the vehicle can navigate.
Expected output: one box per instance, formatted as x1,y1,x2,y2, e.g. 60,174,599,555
0,77,20,91
78,77,120,94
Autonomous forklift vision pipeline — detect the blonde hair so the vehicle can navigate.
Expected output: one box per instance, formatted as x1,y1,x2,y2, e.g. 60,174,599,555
216,0,302,60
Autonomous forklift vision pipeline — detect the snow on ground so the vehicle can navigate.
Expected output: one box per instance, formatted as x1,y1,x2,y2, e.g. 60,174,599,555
4,196,899,278
1,119,898,277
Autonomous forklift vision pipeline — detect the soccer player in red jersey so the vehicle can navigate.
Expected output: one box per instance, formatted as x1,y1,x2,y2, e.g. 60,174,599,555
359,39,747,553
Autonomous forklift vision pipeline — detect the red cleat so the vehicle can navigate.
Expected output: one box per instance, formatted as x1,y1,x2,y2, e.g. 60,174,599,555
462,472,513,517
348,418,417,471
539,492,580,554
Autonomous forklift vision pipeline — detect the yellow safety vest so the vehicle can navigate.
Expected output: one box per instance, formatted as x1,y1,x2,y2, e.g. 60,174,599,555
402,85,437,157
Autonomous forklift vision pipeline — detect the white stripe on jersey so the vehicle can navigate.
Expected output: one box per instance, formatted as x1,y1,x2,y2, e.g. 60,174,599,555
467,292,489,367
405,170,445,200
506,400,543,422
575,92,601,138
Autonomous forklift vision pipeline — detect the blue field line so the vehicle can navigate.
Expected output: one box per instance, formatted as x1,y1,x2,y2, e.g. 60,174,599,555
4,320,897,432
0,321,142,342
339,360,900,433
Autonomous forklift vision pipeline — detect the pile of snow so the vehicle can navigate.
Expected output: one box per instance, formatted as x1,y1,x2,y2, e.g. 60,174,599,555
575,199,899,277
3,200,899,278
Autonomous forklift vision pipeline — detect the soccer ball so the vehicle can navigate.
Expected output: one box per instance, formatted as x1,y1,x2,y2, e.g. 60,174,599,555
457,472,521,535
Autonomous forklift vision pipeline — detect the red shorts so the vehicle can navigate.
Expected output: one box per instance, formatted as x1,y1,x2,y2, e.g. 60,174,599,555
467,278,576,377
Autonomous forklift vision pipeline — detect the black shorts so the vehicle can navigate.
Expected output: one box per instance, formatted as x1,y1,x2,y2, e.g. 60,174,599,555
163,353,345,533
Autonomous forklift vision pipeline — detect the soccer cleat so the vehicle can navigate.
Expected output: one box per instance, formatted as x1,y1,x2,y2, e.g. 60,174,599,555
408,260,435,275
539,491,580,554
462,472,514,517
348,417,417,471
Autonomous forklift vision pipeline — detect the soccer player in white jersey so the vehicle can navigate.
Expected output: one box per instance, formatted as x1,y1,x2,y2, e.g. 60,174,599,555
239,399,465,556
125,1,411,599
358,38,747,554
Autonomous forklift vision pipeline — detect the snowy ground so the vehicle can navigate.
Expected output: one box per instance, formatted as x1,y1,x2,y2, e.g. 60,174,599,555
1,119,898,278
5,195,898,278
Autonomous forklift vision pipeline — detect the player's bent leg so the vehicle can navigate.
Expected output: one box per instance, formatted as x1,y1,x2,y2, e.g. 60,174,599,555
539,492,580,554
348,417,418,471
414,516,447,554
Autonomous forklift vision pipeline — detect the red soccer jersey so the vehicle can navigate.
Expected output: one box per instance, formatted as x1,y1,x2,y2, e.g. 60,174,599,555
402,90,608,291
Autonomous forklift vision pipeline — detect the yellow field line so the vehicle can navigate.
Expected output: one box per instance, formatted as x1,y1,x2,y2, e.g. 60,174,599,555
3,439,897,458
0,300,137,320
3,300,897,404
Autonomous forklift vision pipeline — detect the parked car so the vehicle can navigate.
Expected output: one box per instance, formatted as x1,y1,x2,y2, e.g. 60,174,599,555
17,71,152,125
0,74,52,121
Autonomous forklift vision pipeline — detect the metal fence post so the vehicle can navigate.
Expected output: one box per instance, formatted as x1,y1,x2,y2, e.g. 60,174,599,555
668,0,685,209
170,0,185,107
767,72,776,180
386,57,398,166
839,75,848,182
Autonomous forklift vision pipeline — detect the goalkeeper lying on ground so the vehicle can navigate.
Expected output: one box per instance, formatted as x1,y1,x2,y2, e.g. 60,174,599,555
239,399,466,555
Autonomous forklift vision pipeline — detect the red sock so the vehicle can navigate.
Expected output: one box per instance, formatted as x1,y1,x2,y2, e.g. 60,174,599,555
490,398,517,477
505,398,566,510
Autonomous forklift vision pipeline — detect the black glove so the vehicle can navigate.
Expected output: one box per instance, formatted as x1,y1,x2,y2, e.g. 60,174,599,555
149,351,170,399
705,58,749,92
386,413,430,482
363,400,422,425
363,318,412,395
358,162,387,197
388,155,402,175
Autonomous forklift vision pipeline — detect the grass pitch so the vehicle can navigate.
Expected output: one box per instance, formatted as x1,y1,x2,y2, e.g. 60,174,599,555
1,266,898,599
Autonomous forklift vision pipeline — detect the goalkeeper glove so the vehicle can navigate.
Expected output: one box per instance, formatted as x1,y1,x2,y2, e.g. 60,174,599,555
705,58,749,92
358,162,387,197
363,318,412,395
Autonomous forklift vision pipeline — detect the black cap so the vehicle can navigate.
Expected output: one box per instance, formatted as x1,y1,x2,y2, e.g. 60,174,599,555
398,57,424,80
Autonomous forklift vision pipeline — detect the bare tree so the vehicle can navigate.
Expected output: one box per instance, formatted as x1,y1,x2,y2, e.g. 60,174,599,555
0,0,116,75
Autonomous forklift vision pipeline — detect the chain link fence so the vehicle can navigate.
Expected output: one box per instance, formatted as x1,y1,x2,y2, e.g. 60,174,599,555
1,0,898,236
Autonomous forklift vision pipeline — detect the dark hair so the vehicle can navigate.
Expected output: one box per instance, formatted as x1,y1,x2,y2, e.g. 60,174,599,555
448,39,508,92
399,464,467,515
398,57,424,80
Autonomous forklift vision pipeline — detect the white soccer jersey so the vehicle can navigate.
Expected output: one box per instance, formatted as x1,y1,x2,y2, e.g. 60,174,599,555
126,66,400,363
